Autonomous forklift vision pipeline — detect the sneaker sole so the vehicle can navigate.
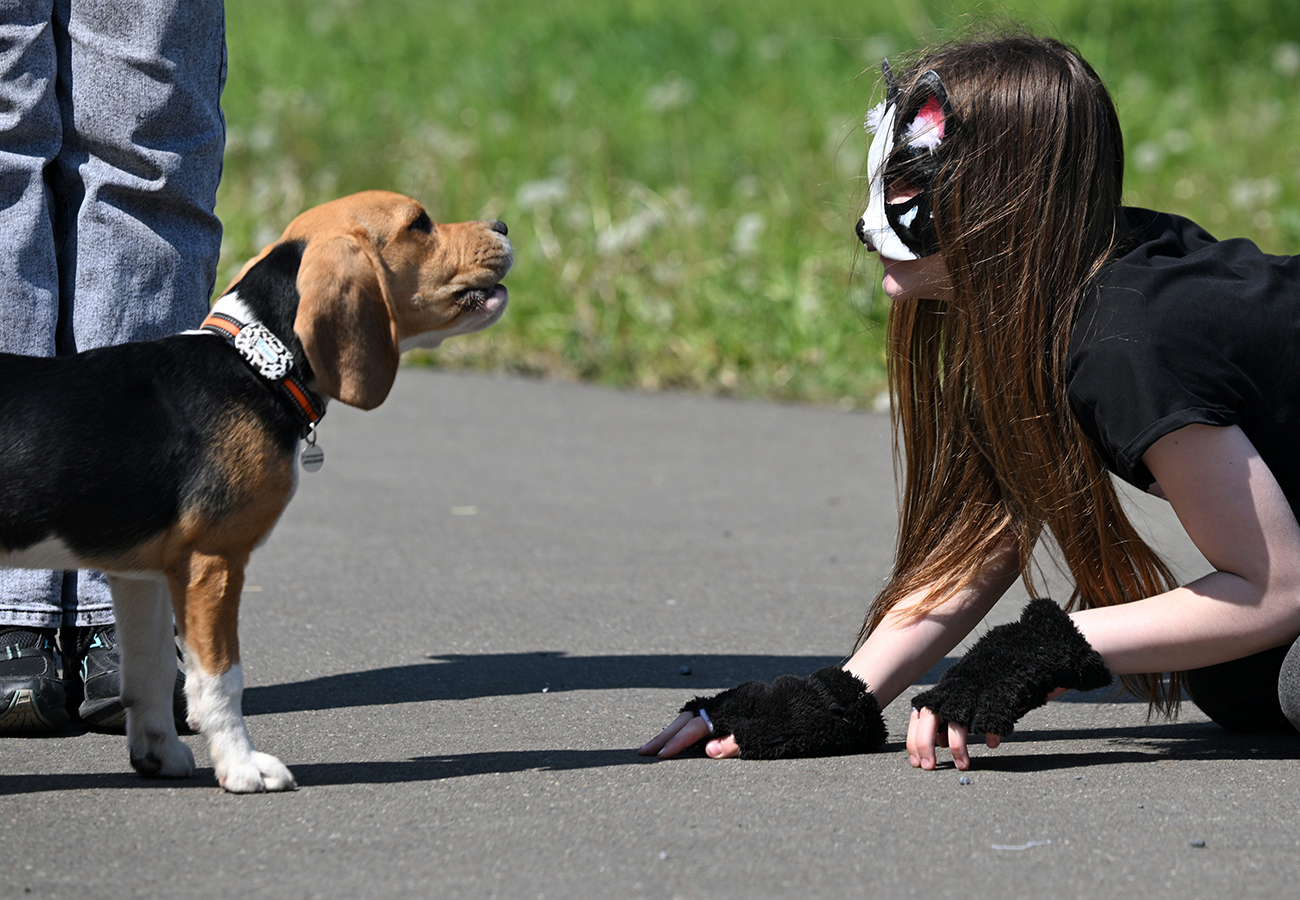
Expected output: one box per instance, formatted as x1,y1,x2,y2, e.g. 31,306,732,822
0,689,71,734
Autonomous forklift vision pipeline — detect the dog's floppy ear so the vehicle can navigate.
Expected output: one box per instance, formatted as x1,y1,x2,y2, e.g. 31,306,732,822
294,234,401,410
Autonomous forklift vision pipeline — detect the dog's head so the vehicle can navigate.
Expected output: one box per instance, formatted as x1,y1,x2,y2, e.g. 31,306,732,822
229,190,512,410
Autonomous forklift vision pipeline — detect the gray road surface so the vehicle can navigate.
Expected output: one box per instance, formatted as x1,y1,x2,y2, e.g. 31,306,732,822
1,370,1296,899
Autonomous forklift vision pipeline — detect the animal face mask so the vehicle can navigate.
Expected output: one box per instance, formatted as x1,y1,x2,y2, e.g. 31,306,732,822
857,63,951,260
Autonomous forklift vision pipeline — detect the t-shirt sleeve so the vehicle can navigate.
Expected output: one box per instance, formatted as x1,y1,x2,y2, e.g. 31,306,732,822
1068,284,1246,490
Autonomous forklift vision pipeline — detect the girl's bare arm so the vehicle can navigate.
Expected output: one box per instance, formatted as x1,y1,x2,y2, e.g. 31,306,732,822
909,423,1300,770
1075,423,1300,671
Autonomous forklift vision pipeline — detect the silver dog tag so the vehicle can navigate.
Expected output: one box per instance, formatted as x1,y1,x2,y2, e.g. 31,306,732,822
300,443,324,472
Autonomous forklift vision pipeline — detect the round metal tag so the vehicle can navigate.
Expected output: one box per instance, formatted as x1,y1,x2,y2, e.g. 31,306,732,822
300,444,325,472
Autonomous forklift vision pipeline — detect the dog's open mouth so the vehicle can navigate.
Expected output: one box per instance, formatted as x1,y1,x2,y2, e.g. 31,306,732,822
455,284,508,313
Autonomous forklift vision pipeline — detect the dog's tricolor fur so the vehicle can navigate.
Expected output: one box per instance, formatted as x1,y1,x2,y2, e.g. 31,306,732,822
0,191,511,791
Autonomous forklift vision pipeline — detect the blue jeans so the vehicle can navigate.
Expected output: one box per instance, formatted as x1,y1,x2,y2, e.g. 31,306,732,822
0,0,226,627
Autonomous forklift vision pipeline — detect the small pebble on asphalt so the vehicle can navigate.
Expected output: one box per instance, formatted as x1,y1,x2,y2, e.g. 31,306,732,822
959,776,971,785
679,666,692,675
1190,839,1206,848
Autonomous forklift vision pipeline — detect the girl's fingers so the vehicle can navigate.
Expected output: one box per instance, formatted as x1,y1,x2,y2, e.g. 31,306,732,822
658,717,712,757
948,722,971,770
908,708,1003,769
906,706,942,769
638,712,695,756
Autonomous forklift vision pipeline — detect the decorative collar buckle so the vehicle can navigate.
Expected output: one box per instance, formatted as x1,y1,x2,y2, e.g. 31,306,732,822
201,300,326,434
232,322,293,380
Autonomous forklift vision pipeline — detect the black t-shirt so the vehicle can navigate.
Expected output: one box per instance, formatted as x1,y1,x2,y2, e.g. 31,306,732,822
1067,208,1300,513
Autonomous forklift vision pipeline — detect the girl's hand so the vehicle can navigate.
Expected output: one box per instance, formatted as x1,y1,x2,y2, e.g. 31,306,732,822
906,706,1001,770
642,667,884,759
906,686,1068,769
638,712,740,759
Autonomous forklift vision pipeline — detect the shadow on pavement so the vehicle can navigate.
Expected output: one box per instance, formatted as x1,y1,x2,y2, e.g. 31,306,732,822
293,749,648,786
2,722,1294,795
947,721,1300,772
242,653,846,713
0,769,213,795
0,749,648,795
0,749,652,795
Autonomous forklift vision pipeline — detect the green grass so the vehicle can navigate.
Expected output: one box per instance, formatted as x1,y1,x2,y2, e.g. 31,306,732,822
217,0,1300,406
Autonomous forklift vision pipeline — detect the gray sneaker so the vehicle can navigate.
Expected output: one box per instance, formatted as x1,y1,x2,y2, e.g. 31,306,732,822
0,627,71,734
70,625,190,733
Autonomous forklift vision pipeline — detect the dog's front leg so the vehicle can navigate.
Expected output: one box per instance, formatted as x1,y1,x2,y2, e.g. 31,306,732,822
111,576,196,779
173,553,296,793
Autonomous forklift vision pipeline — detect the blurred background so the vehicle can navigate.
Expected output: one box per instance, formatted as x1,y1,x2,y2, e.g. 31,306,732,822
216,0,1300,407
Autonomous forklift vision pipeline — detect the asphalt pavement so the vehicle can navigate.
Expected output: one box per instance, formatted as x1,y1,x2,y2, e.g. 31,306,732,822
1,369,1296,900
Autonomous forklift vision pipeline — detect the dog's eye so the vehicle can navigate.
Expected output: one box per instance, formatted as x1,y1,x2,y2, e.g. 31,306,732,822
410,211,434,234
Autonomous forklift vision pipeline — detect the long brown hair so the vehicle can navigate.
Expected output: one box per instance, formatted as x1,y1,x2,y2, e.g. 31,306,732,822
858,33,1181,712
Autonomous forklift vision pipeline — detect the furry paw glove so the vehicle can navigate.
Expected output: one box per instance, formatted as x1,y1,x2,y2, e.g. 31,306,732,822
680,666,887,759
912,598,1112,737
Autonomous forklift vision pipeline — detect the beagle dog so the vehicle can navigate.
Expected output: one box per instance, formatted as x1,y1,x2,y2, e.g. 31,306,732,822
0,191,512,792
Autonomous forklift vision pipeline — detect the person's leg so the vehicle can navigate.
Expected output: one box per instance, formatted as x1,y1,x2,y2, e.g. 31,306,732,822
0,0,72,733
1184,645,1298,733
53,0,226,354
47,0,226,724
0,0,61,359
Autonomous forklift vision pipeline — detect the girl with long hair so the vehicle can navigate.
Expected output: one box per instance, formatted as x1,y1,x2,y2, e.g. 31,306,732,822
640,31,1300,770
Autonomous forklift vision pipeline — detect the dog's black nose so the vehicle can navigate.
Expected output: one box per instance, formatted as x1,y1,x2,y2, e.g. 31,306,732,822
490,220,508,236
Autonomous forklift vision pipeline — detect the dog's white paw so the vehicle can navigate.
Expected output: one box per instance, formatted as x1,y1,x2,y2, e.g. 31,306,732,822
129,731,196,779
217,751,297,793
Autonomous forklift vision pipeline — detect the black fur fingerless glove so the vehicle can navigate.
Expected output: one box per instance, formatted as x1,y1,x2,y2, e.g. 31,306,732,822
681,666,887,759
912,598,1112,737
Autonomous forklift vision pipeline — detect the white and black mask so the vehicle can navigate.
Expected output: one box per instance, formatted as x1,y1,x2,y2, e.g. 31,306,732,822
856,63,951,260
